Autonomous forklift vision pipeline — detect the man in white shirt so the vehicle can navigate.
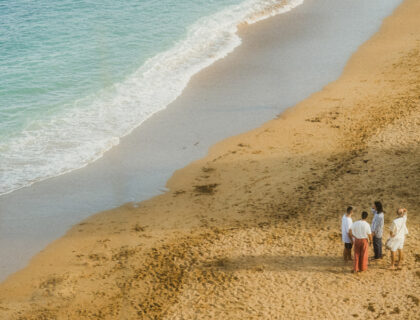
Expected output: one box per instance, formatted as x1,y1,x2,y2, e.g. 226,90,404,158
341,206,353,262
388,208,408,270
349,211,372,272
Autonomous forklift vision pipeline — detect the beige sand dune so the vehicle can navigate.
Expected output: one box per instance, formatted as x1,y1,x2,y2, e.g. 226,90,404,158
0,0,419,319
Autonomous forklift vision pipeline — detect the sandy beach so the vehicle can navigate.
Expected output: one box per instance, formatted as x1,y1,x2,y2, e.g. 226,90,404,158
0,0,419,318
0,0,402,282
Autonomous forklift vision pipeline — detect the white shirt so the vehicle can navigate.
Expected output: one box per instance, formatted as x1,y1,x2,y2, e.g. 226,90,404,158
341,214,353,243
350,220,371,239
391,215,408,240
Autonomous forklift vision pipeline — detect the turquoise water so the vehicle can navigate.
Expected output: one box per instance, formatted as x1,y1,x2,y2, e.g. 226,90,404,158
0,0,303,195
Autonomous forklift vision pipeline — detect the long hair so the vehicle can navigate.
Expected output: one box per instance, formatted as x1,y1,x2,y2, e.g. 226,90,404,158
374,201,383,213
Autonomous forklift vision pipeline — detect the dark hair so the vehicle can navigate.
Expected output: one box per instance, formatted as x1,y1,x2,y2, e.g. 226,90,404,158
362,211,368,220
374,201,383,213
347,206,353,214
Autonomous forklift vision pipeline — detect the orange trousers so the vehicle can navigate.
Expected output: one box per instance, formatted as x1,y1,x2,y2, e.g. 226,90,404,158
353,238,369,272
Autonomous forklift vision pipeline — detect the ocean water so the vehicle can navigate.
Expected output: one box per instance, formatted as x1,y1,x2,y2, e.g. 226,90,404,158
0,0,303,196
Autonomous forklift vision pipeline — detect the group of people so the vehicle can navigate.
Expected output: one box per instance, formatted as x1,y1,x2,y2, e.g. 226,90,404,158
341,201,409,273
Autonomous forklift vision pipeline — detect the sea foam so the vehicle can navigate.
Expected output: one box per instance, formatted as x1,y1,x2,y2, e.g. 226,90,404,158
0,0,303,196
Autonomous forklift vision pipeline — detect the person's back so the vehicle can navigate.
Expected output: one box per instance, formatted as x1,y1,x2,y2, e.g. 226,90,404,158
349,211,372,273
350,220,371,240
392,214,408,239
392,217,405,238
389,208,409,270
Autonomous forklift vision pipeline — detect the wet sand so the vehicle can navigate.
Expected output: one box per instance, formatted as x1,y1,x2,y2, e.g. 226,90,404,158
0,0,419,318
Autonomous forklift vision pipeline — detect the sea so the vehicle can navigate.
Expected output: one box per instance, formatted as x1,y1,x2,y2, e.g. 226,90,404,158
0,0,303,196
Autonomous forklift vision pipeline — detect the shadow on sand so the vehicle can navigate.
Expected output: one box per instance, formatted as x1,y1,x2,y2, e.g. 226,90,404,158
204,255,346,274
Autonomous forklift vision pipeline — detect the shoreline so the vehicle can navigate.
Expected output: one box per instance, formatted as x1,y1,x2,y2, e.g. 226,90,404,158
0,0,403,282
1,0,419,317
0,0,306,199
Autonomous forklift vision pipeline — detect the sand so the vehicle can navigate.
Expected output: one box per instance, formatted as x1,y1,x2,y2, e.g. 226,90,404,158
0,0,402,282
0,0,419,318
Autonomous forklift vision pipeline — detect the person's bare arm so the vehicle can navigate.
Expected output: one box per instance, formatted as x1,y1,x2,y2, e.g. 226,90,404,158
390,222,396,237
349,229,353,242
368,234,373,244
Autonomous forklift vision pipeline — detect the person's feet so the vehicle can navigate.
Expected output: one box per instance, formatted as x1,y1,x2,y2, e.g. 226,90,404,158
389,265,396,270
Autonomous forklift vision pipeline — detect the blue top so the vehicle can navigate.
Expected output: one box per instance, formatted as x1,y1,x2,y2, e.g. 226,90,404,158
371,209,384,238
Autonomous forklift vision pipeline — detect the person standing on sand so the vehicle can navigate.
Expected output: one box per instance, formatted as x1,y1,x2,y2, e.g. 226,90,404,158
349,211,372,273
371,201,384,260
341,206,353,262
387,208,408,270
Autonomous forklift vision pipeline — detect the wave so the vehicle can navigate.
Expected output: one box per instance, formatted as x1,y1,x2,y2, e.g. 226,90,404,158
0,0,304,196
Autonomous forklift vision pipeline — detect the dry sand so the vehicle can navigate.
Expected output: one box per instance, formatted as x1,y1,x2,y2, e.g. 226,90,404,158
0,0,419,319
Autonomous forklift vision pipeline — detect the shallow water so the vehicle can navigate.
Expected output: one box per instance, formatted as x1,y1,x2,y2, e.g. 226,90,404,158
0,0,302,196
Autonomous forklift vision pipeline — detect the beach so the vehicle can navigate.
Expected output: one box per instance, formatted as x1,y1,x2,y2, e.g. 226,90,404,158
0,0,419,318
0,0,402,281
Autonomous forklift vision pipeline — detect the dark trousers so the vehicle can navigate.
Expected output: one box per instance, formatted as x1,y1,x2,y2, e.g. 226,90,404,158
373,236,382,259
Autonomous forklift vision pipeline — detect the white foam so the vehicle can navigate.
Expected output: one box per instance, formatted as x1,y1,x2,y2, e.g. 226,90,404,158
0,0,303,196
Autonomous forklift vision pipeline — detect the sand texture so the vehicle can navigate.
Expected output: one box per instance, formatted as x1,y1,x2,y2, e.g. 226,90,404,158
0,0,419,319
